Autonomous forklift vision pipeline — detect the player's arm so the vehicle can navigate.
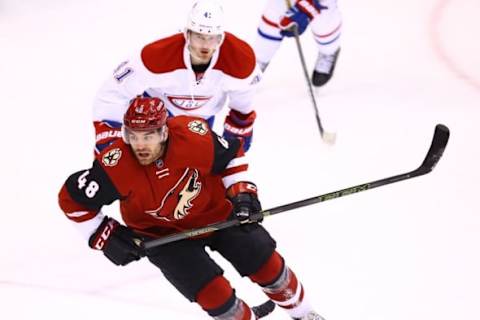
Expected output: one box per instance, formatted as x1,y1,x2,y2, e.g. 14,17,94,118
210,133,262,222
92,56,152,154
223,65,262,153
218,34,261,152
59,160,120,221
58,160,143,266
93,120,123,154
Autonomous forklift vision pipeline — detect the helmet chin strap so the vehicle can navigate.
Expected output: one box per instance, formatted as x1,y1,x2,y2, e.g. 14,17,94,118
159,126,169,143
156,130,169,160
183,29,190,46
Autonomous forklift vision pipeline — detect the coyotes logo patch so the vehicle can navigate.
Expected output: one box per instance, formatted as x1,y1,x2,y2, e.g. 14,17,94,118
102,148,122,167
145,168,202,221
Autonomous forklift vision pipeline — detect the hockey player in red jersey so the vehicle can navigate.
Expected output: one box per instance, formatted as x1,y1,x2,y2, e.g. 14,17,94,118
255,0,341,87
93,0,261,154
58,96,325,320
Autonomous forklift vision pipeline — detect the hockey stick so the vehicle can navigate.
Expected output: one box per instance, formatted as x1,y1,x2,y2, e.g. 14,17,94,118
143,124,449,250
284,0,336,145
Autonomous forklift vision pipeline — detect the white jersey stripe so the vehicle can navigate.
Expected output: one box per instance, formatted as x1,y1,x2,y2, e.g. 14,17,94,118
222,170,249,189
226,154,248,169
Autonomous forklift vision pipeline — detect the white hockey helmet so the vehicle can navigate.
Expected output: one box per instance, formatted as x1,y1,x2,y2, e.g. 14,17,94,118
186,0,225,35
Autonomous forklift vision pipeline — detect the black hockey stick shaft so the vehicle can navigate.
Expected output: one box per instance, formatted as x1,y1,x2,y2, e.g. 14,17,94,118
143,124,449,250
291,25,325,138
284,0,332,142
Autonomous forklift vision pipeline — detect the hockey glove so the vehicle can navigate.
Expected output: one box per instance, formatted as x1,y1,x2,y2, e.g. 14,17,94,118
279,0,327,37
223,109,256,152
227,182,262,222
93,120,123,154
89,217,144,266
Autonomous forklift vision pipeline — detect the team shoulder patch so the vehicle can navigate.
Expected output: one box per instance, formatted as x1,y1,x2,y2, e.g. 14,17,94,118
102,148,122,167
188,120,209,135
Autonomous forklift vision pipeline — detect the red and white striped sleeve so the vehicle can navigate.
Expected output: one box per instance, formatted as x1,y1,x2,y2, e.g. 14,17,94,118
58,184,106,239
221,151,250,189
209,133,252,189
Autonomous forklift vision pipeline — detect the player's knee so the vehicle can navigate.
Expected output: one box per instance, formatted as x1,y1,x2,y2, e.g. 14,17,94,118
248,250,284,286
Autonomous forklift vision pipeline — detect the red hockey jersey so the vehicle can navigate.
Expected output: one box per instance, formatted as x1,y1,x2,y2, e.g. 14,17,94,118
59,116,248,238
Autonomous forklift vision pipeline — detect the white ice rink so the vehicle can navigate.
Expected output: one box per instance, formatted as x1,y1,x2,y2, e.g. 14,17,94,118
1,0,479,319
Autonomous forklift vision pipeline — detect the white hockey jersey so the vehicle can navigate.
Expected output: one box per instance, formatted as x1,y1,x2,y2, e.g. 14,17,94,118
93,32,261,124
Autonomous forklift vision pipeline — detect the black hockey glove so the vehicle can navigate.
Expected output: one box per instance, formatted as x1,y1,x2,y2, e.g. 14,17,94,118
89,217,145,266
227,182,262,222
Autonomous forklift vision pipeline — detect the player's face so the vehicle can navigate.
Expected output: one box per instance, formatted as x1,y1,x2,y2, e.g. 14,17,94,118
188,31,223,64
127,129,166,165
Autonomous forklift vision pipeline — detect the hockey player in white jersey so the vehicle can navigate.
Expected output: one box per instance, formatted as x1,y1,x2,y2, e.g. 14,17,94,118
255,0,341,87
93,0,262,154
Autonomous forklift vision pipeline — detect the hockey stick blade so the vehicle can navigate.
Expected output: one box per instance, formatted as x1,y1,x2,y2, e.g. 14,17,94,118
417,124,449,174
259,123,450,218
314,112,336,145
143,124,449,250
252,300,276,318
322,130,337,145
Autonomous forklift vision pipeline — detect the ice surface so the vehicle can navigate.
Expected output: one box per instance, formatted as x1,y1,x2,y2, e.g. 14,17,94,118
1,0,479,319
